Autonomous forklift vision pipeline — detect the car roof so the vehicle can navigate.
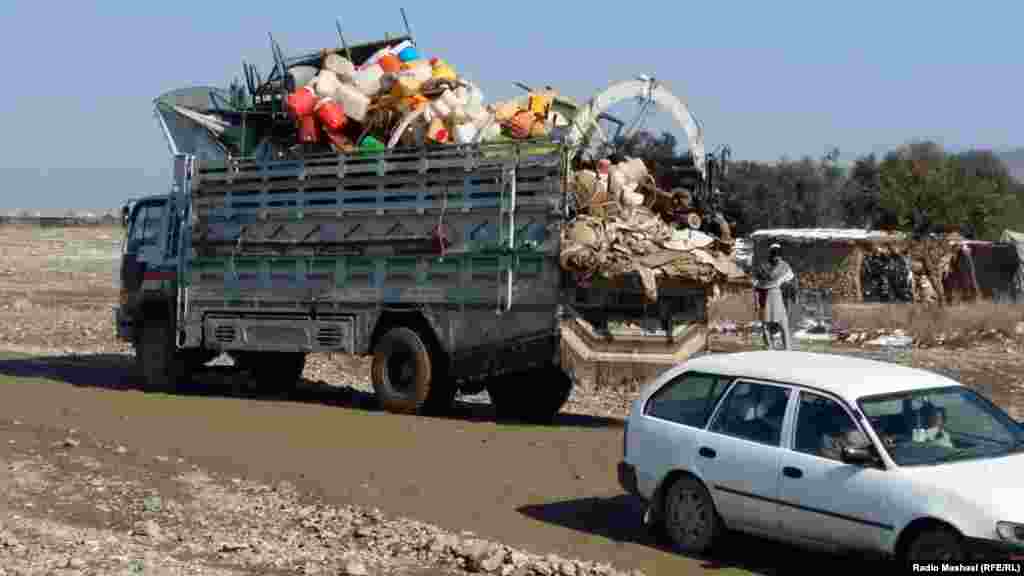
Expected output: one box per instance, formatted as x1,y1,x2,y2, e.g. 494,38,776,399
680,350,961,402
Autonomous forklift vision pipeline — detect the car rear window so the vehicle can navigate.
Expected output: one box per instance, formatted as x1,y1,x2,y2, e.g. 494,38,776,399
645,372,730,429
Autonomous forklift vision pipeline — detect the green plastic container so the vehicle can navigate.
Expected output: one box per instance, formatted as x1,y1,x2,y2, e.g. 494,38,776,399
358,135,387,156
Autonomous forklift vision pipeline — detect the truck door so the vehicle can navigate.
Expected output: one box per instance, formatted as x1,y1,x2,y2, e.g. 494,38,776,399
120,199,169,294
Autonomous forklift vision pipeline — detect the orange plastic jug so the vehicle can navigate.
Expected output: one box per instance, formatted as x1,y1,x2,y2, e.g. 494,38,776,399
378,54,402,74
286,86,317,118
315,98,346,132
426,117,449,143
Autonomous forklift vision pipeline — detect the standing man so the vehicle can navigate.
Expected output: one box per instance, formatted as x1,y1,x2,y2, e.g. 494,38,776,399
754,243,795,350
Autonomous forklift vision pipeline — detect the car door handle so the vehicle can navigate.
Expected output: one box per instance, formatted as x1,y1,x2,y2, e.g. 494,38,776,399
783,466,803,479
698,447,716,459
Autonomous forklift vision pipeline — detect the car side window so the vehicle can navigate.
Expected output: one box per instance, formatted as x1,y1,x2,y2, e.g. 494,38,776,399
644,373,730,429
793,391,868,461
708,381,790,446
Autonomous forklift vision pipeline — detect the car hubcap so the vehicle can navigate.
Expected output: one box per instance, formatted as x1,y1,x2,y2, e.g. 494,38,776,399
669,487,707,545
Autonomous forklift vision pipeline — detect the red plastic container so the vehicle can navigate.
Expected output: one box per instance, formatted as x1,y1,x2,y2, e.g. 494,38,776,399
297,115,320,144
286,86,317,118
315,98,347,132
378,54,402,74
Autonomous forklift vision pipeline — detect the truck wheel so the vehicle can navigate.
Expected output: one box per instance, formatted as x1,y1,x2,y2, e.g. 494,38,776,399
137,320,190,393
371,327,435,414
233,351,306,393
487,366,573,424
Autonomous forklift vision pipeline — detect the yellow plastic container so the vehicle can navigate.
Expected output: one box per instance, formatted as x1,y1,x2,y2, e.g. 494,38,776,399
431,59,457,82
528,92,554,117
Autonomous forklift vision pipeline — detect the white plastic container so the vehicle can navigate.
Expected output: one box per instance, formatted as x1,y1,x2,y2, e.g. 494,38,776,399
440,89,461,110
400,61,433,84
351,64,385,97
453,123,478,145
322,54,355,79
429,98,452,120
479,121,501,142
332,83,370,123
288,66,318,89
314,71,343,100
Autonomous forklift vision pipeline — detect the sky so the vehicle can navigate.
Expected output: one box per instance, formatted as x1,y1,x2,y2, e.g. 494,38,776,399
0,1,1021,210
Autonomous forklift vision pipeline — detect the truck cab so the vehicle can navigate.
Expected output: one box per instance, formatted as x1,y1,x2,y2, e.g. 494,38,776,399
115,194,174,344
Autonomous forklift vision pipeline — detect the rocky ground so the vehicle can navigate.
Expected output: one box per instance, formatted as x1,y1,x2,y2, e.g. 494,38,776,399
0,420,641,576
1,224,1023,575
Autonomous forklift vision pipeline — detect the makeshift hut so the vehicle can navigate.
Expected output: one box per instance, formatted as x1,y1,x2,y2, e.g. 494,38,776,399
748,228,971,304
749,229,908,302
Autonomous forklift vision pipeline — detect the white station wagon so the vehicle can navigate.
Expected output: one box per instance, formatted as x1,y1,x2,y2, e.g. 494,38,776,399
618,351,1024,564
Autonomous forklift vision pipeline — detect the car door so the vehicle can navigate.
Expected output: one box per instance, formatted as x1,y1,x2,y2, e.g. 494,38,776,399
631,371,731,498
777,389,893,552
693,379,793,535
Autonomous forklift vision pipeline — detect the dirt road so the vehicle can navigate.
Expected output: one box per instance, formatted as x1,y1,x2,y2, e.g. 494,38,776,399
0,352,881,576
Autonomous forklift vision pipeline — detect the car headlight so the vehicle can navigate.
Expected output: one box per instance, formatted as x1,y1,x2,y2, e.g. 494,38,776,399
997,521,1024,542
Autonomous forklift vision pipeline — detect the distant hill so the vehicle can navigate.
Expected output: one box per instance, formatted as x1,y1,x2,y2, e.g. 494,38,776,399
1000,148,1024,182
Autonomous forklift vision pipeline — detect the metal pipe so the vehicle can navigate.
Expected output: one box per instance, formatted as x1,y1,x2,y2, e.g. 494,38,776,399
506,166,517,312
335,19,353,61
154,104,180,156
400,8,414,42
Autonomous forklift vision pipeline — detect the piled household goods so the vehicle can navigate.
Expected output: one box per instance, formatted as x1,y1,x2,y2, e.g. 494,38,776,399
560,155,746,302
283,41,560,153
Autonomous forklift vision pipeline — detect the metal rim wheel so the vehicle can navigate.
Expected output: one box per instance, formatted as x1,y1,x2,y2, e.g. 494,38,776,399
904,526,964,564
663,475,719,554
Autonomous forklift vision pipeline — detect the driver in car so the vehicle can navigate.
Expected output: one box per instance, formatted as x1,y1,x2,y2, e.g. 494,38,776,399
920,405,954,448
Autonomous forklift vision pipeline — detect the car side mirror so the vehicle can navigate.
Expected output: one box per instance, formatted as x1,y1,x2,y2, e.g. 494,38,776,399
841,445,878,466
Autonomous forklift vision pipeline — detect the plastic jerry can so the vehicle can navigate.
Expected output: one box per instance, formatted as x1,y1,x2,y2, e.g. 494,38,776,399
528,91,555,117
332,83,370,123
351,64,385,97
430,58,457,82
426,117,449,143
314,71,343,100
378,54,402,74
400,60,433,83
358,135,387,156
429,98,452,120
297,115,320,144
397,45,420,62
439,89,462,110
391,75,423,98
286,86,317,118
322,54,355,79
453,123,478,145
315,98,346,132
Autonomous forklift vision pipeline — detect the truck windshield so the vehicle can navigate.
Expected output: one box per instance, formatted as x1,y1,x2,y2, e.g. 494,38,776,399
858,386,1024,467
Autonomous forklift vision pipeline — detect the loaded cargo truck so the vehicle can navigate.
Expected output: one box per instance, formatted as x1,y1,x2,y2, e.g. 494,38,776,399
116,74,733,422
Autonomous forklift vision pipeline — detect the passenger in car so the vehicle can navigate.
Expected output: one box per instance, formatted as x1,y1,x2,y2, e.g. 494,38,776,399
820,417,870,461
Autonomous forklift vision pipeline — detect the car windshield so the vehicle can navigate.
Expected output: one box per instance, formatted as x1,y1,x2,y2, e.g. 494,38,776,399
858,386,1024,467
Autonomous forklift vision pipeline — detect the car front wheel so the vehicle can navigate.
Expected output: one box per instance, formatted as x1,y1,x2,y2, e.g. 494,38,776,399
903,525,965,564
663,475,720,554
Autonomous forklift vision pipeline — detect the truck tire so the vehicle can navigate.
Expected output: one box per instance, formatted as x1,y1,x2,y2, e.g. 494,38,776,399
233,351,306,393
371,327,436,414
487,366,573,424
137,320,190,393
